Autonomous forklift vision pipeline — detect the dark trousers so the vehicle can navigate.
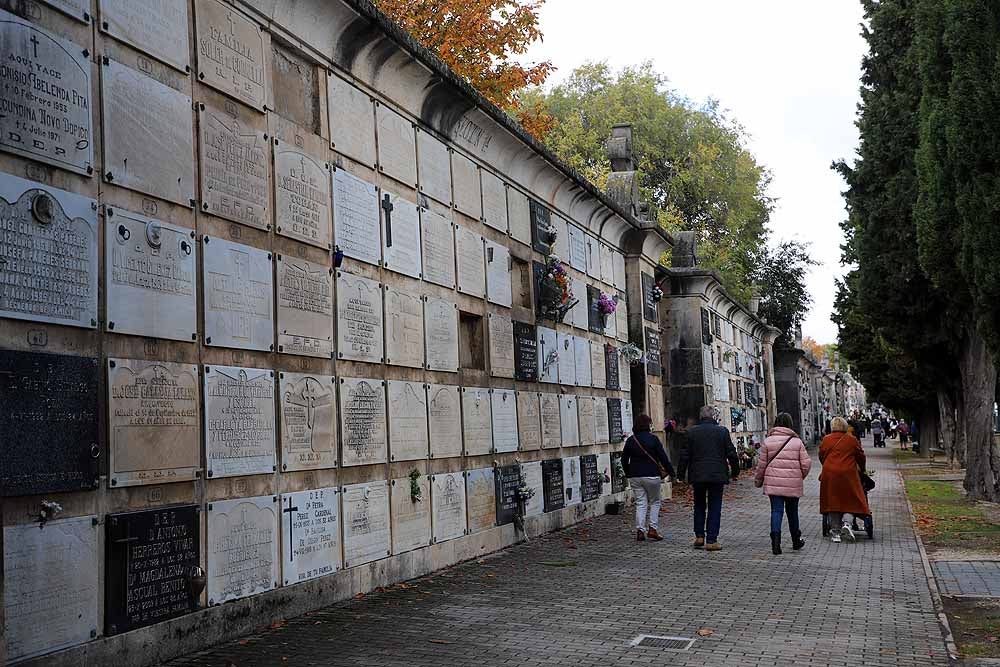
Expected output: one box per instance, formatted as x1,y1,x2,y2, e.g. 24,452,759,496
769,495,800,535
692,482,724,542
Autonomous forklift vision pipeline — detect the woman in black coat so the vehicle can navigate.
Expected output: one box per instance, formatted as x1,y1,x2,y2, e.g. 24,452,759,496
621,414,675,542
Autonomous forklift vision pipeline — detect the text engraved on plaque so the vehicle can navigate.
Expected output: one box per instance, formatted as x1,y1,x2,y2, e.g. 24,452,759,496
199,101,269,230
513,321,538,381
203,237,273,351
481,170,507,232
507,187,531,246
574,336,592,386
385,286,425,368
339,378,387,466
580,454,601,502
577,396,596,446
428,384,462,458
277,256,333,358
432,472,467,542
342,481,390,567
467,467,496,531
387,380,428,461
424,297,458,372
491,389,518,453
487,313,514,379
279,373,336,472
623,398,635,436
541,459,564,513
281,488,341,586
560,395,579,447
595,397,610,444
204,365,276,477
606,343,620,390
557,333,576,386
390,475,430,554
568,224,587,272
376,103,417,186
416,128,451,204
492,464,518,527
381,192,421,278
608,398,623,444
196,0,267,109
420,208,455,288
462,387,493,456
275,145,331,248
336,271,383,363
40,0,90,22
591,340,606,389
521,460,543,517
516,392,541,451
485,240,511,307
333,169,381,265
207,496,278,604
539,393,561,449
455,225,485,297
100,0,190,71
642,272,658,322
536,326,557,384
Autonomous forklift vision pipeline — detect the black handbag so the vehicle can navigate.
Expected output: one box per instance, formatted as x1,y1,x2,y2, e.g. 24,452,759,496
860,472,876,493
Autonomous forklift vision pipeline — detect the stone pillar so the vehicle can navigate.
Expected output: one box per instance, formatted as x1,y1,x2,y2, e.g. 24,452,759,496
760,327,780,427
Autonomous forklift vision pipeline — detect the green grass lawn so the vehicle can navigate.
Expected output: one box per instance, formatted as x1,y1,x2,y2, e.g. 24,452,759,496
905,479,1000,550
942,597,1000,659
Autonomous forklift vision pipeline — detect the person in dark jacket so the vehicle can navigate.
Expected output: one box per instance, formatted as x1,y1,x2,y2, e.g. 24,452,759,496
621,414,675,542
677,406,740,551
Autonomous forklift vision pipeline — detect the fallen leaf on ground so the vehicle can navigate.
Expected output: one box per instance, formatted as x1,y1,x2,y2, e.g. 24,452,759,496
429,639,453,645
538,560,577,567
697,628,715,637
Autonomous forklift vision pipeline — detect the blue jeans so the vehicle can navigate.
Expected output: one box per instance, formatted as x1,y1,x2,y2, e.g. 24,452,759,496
692,482,724,543
769,495,801,535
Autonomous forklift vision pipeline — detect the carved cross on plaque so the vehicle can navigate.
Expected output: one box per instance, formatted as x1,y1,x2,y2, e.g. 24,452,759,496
29,34,40,58
283,496,300,561
112,522,140,587
226,12,236,35
381,194,394,247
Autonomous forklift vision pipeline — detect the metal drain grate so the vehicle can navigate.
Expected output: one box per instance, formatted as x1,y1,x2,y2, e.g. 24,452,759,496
630,635,695,651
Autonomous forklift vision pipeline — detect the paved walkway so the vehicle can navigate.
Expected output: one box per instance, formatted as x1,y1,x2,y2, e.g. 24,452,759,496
170,440,951,667
933,561,1000,597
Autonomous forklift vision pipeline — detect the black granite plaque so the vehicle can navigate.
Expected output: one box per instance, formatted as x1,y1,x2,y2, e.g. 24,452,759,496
745,382,756,406
700,308,713,345
514,321,538,381
106,505,200,635
1,351,99,496
541,459,564,513
530,200,552,254
580,454,600,502
605,344,620,390
608,398,623,444
587,285,603,334
645,327,662,377
494,464,521,526
641,272,657,322
610,452,626,493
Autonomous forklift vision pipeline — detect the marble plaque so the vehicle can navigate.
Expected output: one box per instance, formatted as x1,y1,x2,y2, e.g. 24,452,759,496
622,398,635,436
591,340,606,389
595,397,610,444
199,100,269,229
596,452,612,495
557,333,576,386
485,240,512,307
281,488,341,586
100,0,190,71
377,103,416,185
0,174,98,328
428,384,462,458
552,216,569,267
462,387,493,456
467,467,497,532
562,456,581,506
279,372,336,472
613,251,626,291
204,365,275,477
580,454,601,502
416,128,451,204
586,234,601,279
606,344,620,390
328,72,375,166
604,299,618,338
339,378,387,466
645,326,662,376
390,475,430,554
3,517,99,662
541,459,564,513
513,321,538,381
539,393,561,449
574,336,592,386
622,360,634,396
481,170,507,232
342,480,390,567
507,187,531,246
420,208,455,288
277,256,333,358
568,224,587,272
451,152,482,218
571,278,589,330
381,192,422,278
333,169,381,265
195,0,267,109
491,389,518,453
521,460,543,517
616,298,629,342
336,271,383,363
537,326,558,383
455,225,485,297
642,272,658,322
431,472,467,542
387,380,428,461
102,59,195,205
488,312,515,378
39,0,90,22
207,496,278,604
608,398,623,443
424,296,459,372
203,236,273,351
647,384,663,428
516,391,541,451
600,243,615,286
560,395,579,447
529,201,551,254
611,451,626,493
0,12,92,174
577,396,597,446
275,144,331,248
385,286,425,368
108,359,200,487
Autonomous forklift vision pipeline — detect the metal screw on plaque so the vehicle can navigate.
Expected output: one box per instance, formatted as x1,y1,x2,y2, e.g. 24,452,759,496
206,337,212,345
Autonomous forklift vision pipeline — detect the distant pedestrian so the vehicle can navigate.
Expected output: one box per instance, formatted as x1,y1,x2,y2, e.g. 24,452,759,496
871,418,884,448
677,406,741,551
754,413,812,555
819,417,870,543
898,421,909,448
621,414,675,542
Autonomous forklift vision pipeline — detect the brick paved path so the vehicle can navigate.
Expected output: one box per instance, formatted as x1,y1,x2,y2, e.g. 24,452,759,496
170,441,950,667
932,561,1000,597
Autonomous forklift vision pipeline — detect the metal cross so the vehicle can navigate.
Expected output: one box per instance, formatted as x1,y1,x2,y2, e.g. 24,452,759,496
29,35,39,58
283,496,300,561
381,194,393,247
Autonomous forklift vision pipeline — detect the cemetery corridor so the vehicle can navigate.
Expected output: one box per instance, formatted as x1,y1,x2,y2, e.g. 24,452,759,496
169,441,951,667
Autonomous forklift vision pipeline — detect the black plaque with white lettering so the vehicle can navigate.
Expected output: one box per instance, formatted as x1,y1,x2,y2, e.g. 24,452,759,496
514,321,538,381
1,351,99,496
580,454,600,502
701,308,713,345
605,344,620,390
641,273,657,322
106,505,200,635
530,200,552,254
608,398,623,444
587,285,603,333
611,452,626,493
541,459,564,513
494,464,521,526
645,327,662,376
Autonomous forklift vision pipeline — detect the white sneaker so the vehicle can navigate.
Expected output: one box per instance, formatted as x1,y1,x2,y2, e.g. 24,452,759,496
841,523,856,542
831,533,842,543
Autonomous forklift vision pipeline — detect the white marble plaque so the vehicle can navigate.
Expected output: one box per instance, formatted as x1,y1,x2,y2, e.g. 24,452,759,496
420,208,455,288
540,393,561,449
586,234,601,279
537,326,558,384
281,488,341,585
431,472,467,542
491,389,518,453
616,298,629,342
328,72,375,165
207,496,279,604
100,0,190,71
39,0,89,22
277,256,333,358
466,467,496,532
424,297,459,372
416,128,451,204
333,169,381,265
382,192,422,278
387,380,428,461
620,350,632,391
488,312,514,378
481,170,507,232
485,240,512,307
557,333,576,386
507,187,531,246
390,475,430,554
622,399,635,436
573,336,592,387
451,152,482,219
102,59,195,205
455,225,485,297
577,396,597,446
199,100,269,229
571,278,589,330
339,377,387,466
275,144,331,248
385,286,425,368
597,452,612,496
560,395,579,447
195,0,267,109
337,271,383,363
0,12,92,174
551,215,569,266
109,359,200,487
428,384,462,458
462,387,493,456
3,517,99,662
604,298,618,338
647,383,664,428
591,340,606,389
342,480,390,567
595,398,610,444
203,237,273,351
377,103,416,185
204,365,276,477
568,224,587,272
279,372,336,472
563,456,581,506
600,243,615,286
516,391,541,451
521,461,543,517
613,251,626,291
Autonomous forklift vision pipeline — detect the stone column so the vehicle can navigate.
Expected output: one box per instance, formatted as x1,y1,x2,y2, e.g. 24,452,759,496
760,327,780,426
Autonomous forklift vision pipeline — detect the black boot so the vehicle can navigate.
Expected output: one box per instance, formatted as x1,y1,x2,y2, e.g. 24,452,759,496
791,531,805,550
770,532,782,555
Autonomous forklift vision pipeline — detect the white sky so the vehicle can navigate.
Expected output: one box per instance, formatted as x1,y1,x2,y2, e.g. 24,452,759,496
522,0,866,344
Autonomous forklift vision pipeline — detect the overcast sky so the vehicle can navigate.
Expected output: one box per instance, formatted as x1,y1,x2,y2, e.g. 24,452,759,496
522,0,867,343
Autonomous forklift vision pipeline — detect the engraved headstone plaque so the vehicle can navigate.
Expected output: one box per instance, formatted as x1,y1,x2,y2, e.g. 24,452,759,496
595,397,610,444
608,398,623,443
485,240,512,307
560,395,579,447
100,0,190,71
539,393,561,449
611,452,627,493
333,169,380,265
596,452,612,496
616,298,629,342
105,506,199,635
1,351,99,496
327,73,375,166
109,359,200,487
529,200,552,254
488,312,514,379
0,11,92,174
481,170,507,232
577,396,597,446
462,387,493,456
574,336,592,386
541,459,564,513
207,496,278,604
586,234,600,279
580,454,601,502
701,308,713,345
604,298,618,338
280,488,341,585
647,384,663,428
516,391,541,451
416,128,451,204
275,144,331,248
455,225,485,297
513,321,538,381
491,389,518,453
521,460,543,517
336,271,383,363
339,377,387,466
451,152,482,219
428,384,462,458
0,174,97,328
387,380,428,461
377,103,416,185
551,216,569,268
279,372,336,472
431,472,467,542
642,272,658,322
507,187,531,246
467,467,497,532
204,365,275,477
39,0,90,22
342,480,390,567
591,340,606,389
491,464,517,527
385,286,425,368
196,0,267,109
277,255,333,358
623,398,635,436
381,193,422,278
424,297,459,372
600,243,615,286
557,333,576,386
3,517,99,661
571,278,589,330
613,251,626,291
562,456,581,506
199,100,269,229
537,326,557,384
645,327,662,376
606,344,620,391
568,224,587,272
390,474,430,554
587,285,604,334
203,236,273,351
102,59,195,205
420,208,455,288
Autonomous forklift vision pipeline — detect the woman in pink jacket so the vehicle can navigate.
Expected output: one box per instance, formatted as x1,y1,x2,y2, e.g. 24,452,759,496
754,412,813,555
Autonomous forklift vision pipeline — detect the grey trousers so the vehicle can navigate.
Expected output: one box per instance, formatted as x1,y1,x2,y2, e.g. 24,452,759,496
828,512,855,532
629,477,662,531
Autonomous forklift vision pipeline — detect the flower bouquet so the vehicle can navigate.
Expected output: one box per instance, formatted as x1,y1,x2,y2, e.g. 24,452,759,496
618,342,645,366
597,292,618,315
651,284,664,302
538,254,576,323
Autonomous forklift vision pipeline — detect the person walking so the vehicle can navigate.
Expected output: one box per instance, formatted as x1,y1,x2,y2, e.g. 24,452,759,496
898,420,909,448
819,417,870,543
754,413,812,555
621,414,675,542
677,406,740,551
870,417,884,448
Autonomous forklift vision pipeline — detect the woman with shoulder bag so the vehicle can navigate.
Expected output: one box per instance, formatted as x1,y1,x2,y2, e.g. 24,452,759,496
621,414,676,542
754,412,812,555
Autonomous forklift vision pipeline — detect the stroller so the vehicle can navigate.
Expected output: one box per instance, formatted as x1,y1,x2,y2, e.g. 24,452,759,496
822,469,875,539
